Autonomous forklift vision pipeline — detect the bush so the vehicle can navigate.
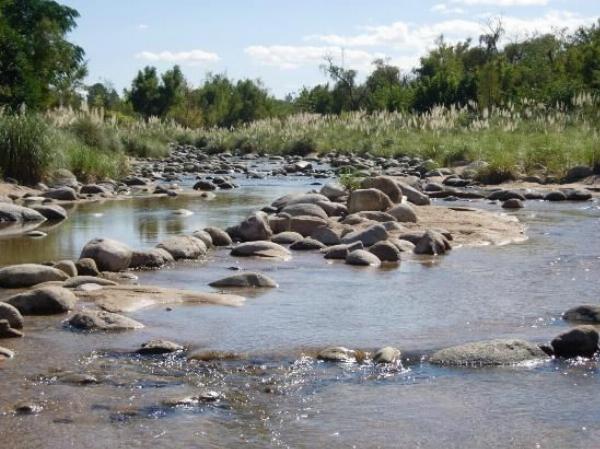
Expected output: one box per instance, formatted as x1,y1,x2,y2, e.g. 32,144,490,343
122,133,169,159
288,137,316,156
70,116,122,153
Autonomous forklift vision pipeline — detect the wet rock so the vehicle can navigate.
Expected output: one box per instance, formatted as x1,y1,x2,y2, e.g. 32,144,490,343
63,276,117,289
318,347,356,362
43,186,78,201
14,402,43,415
316,200,347,217
502,198,524,209
0,263,69,288
80,184,110,195
271,231,303,244
26,230,46,238
0,346,15,360
373,346,401,364
290,237,326,251
0,319,23,338
137,339,183,355
544,190,567,202
320,182,346,201
311,226,343,246
204,226,232,246
130,248,174,269
193,180,217,191
187,350,241,362
566,189,592,201
6,286,76,315
281,203,328,220
66,310,144,331
58,372,99,385
564,165,593,182
54,260,78,277
387,203,417,223
348,188,393,213
209,272,278,288
288,216,328,237
551,325,599,358
31,205,68,220
236,211,272,241
162,390,223,406
191,230,213,248
322,241,364,260
0,203,46,222
76,258,100,276
397,182,431,206
231,241,291,259
345,249,381,267
80,238,133,272
369,241,401,262
414,230,451,255
0,303,24,329
563,305,600,323
430,339,548,366
487,190,525,201
361,176,402,203
342,224,389,247
156,235,207,260
389,238,416,253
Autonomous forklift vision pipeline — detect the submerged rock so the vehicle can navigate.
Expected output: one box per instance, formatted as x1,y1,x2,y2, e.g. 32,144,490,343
551,325,599,358
130,248,174,269
66,310,144,331
156,235,207,260
317,346,356,362
414,230,452,255
373,346,401,364
63,276,117,289
322,242,363,260
369,241,401,262
6,287,77,315
0,346,15,360
137,339,183,355
31,204,68,220
563,305,600,323
345,249,381,267
290,237,326,250
80,238,133,272
209,272,278,288
271,231,303,244
0,263,69,288
429,339,548,366
502,198,524,209
230,241,291,259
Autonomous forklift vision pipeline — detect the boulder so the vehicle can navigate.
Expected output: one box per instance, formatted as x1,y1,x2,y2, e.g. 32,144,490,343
356,211,396,222
544,191,567,202
285,193,330,207
288,216,328,237
136,339,183,355
564,165,593,182
361,176,402,203
6,287,77,315
430,339,548,366
43,186,78,201
397,182,430,205
389,238,416,253
156,236,207,260
0,303,24,329
317,346,356,362
0,203,46,222
341,224,389,247
414,231,451,255
563,305,600,323
66,310,144,331
80,238,133,272
311,226,344,246
0,320,22,339
193,180,217,191
322,241,364,260
502,198,524,209
75,258,100,276
80,184,110,195
316,200,347,217
280,203,328,220
369,241,401,262
0,346,15,359
566,189,592,201
230,241,291,259
373,346,401,364
345,249,381,267
290,237,326,251
387,203,417,223
271,231,303,244
63,276,118,289
0,263,69,288
31,205,68,220
487,190,525,201
551,326,599,358
320,182,346,201
54,260,77,277
209,272,278,288
204,226,232,246
46,168,78,188
130,248,174,269
347,188,393,213
191,230,213,248
237,212,272,241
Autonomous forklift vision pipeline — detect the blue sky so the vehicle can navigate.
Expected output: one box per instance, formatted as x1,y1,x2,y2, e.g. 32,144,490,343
63,0,599,98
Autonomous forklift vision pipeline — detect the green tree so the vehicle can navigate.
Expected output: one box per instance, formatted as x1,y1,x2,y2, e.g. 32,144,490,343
127,66,161,117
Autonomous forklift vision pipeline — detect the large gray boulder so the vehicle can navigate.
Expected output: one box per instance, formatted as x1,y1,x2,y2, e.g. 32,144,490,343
341,224,389,247
320,182,346,201
563,305,600,323
31,205,68,221
0,263,69,288
430,339,548,366
204,226,232,246
397,182,430,206
387,203,417,223
322,242,363,260
0,303,24,329
6,287,77,315
414,230,452,255
130,248,174,269
230,241,291,259
317,346,356,362
373,346,401,364
369,240,401,262
0,203,46,222
237,212,272,241
361,176,402,203
280,203,328,220
271,231,303,244
551,325,599,358
43,186,78,201
66,310,144,331
347,189,393,214
209,272,278,288
156,236,207,260
345,249,381,267
80,238,133,272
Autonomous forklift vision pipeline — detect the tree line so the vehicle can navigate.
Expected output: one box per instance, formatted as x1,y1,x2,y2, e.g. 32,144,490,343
2,0,600,127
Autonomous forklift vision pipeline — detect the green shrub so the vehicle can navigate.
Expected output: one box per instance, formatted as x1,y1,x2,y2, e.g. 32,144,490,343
288,137,316,156
70,116,122,152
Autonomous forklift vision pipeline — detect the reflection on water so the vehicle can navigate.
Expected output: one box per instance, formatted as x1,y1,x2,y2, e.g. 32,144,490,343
1,177,600,448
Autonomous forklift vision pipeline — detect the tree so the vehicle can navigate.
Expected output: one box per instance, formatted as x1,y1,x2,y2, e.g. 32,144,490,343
0,0,87,109
127,66,161,117
87,82,120,110
157,65,186,116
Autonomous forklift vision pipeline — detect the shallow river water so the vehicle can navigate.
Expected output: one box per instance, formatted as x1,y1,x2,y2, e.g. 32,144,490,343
1,176,600,449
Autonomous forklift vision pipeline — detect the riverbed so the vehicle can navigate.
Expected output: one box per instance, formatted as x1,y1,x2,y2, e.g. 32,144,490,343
1,175,599,448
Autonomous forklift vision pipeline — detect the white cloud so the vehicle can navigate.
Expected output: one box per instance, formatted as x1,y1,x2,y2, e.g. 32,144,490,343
432,3,466,14
135,49,220,65
137,24,149,30
244,45,386,70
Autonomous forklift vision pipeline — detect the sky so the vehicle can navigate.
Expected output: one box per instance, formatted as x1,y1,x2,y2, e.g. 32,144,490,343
62,0,600,98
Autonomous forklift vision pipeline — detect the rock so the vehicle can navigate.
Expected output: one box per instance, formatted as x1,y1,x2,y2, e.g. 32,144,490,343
414,231,451,255
136,339,183,355
320,182,346,200
397,182,431,205
14,402,43,415
369,241,401,262
80,184,110,195
54,260,78,277
430,339,548,366
191,230,212,249
161,390,223,406
63,276,117,289
387,203,417,223
130,248,174,269
271,231,303,244
46,168,78,188
209,272,278,288
290,237,326,251
544,191,567,202
80,238,133,272
389,238,416,253
26,230,46,238
187,350,241,362
563,305,600,323
0,263,69,288
288,216,328,237
204,226,232,246
316,200,347,217
66,310,144,331
487,190,525,201
361,176,402,203
31,205,68,220
551,326,599,358
564,165,593,182
285,193,330,207
322,242,364,260
193,180,217,191
356,211,396,222
6,287,77,315
342,224,389,247
231,241,291,259
345,249,381,267
310,226,343,246
281,203,328,220
75,258,100,276
237,212,272,241
373,346,401,364
502,198,524,209
566,189,592,201
156,236,207,260
43,186,78,201
0,346,15,359
0,303,24,329
347,188,393,213
0,203,46,222
0,320,23,338
317,347,356,362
